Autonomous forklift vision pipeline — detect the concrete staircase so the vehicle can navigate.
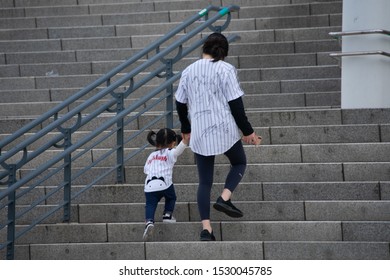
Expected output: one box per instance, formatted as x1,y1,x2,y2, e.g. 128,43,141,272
1,0,390,260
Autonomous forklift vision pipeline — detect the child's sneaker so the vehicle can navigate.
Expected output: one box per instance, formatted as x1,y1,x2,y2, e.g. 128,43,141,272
162,212,176,223
142,221,154,241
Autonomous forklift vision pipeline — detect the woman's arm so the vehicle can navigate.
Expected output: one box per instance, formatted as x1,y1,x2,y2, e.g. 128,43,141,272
228,97,254,136
176,101,191,133
229,97,262,145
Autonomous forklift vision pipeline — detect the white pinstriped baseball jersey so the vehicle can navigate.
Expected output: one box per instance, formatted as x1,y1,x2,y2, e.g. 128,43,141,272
144,141,187,192
175,58,244,156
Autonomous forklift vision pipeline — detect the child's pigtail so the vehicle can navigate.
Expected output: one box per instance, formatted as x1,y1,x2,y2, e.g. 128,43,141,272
147,131,157,147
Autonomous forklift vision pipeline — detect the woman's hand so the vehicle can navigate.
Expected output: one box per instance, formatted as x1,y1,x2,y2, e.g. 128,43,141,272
242,132,262,145
181,133,191,145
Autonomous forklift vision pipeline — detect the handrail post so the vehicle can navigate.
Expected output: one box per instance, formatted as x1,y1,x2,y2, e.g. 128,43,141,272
165,59,174,129
62,129,72,222
116,93,126,183
6,164,17,260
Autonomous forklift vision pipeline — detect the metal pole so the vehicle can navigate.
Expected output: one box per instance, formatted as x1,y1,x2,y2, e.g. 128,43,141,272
116,93,126,183
6,164,17,260
63,129,72,222
165,59,174,129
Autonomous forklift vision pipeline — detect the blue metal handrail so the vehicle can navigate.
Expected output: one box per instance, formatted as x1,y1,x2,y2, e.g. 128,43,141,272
0,5,240,260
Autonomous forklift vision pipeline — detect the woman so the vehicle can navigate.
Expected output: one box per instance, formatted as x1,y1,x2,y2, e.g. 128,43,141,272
175,33,261,241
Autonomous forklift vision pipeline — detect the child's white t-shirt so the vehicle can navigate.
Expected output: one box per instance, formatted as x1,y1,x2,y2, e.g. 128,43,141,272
144,141,187,192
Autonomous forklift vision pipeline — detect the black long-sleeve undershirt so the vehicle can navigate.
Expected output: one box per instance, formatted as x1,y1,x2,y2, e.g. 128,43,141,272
228,97,254,136
176,100,191,133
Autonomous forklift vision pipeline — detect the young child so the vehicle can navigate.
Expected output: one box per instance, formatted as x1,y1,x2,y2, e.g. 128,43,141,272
142,128,188,241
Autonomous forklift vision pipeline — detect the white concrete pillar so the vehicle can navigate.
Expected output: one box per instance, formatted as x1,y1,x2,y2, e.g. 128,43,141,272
341,0,390,109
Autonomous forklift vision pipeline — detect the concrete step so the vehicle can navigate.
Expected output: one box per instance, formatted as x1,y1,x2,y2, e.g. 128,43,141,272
305,91,340,107
239,52,338,69
0,0,341,9
2,181,384,213
263,182,386,201
0,1,342,19
238,2,342,19
1,95,339,119
301,143,390,163
84,26,337,50
0,8,341,33
6,240,387,260
279,78,340,93
1,12,329,31
0,75,340,96
0,18,256,40
1,107,389,139
1,121,386,153
7,142,390,170
1,40,340,68
77,200,390,223
0,24,341,54
4,181,385,209
15,161,390,186
1,107,389,136
11,0,147,8
260,65,340,81
263,241,389,260
0,67,340,95
5,220,390,246
4,241,262,260
2,220,388,260
2,181,388,209
256,13,341,30
270,124,383,144
0,89,340,110
3,108,346,136
1,91,344,114
92,142,390,165
4,199,390,232
0,37,130,53
0,77,339,105
0,55,340,78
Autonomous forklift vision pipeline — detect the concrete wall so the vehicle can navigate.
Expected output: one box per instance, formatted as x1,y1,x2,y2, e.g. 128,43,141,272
341,0,390,108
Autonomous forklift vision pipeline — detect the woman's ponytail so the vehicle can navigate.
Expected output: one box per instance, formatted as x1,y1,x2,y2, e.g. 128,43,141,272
202,33,229,62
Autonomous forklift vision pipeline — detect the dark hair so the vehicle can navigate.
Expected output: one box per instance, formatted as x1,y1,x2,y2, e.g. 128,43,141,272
147,128,180,148
202,32,229,62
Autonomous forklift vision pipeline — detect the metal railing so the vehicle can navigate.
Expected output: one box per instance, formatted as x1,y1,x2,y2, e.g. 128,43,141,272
329,50,390,58
329,29,390,38
329,29,390,59
0,5,240,260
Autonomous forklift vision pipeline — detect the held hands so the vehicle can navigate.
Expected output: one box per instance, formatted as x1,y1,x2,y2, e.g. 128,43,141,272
241,132,262,146
181,133,191,145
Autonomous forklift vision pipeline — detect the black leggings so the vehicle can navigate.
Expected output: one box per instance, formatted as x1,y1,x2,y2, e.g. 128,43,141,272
195,140,247,220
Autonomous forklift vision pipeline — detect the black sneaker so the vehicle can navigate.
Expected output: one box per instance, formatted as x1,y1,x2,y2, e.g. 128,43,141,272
213,196,243,218
162,212,176,223
142,221,154,241
200,229,216,241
